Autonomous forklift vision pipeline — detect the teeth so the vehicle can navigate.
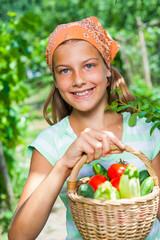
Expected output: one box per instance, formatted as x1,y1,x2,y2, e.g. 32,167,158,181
75,89,92,96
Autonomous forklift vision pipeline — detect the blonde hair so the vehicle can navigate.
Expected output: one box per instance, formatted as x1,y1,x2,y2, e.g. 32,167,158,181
43,65,135,125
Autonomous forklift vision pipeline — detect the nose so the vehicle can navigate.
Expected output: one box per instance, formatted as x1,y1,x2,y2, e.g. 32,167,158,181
72,70,86,87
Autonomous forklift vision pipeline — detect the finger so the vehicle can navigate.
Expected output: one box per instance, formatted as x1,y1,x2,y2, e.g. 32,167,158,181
103,131,125,150
94,131,125,157
82,137,103,161
76,139,95,164
80,129,103,160
83,128,111,155
80,128,125,159
85,130,112,157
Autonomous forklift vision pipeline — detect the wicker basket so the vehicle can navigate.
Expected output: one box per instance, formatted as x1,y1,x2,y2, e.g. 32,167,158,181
67,144,159,240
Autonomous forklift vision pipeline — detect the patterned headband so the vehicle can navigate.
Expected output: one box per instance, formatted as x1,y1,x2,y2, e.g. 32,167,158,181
46,16,119,74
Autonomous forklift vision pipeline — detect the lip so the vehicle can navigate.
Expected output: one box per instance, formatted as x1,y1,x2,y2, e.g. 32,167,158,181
71,87,95,99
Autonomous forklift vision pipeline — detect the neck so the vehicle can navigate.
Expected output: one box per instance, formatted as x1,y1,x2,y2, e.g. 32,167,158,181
69,108,122,135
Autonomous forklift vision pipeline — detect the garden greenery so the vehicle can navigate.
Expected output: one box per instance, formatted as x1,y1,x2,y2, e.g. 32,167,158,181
105,85,160,135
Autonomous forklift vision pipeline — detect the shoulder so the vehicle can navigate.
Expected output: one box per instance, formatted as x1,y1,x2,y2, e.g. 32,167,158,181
31,116,76,149
123,112,160,135
28,117,72,164
40,116,70,136
28,116,77,165
123,112,160,160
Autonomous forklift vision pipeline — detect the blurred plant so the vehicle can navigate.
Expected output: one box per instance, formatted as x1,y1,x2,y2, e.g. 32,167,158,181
0,210,13,234
105,80,160,135
0,11,42,148
0,11,42,209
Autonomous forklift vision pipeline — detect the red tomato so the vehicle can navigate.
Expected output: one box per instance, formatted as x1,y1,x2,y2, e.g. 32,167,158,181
108,163,127,180
88,175,108,191
110,177,121,191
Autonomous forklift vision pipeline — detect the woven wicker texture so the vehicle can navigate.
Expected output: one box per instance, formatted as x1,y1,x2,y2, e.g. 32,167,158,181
67,144,159,240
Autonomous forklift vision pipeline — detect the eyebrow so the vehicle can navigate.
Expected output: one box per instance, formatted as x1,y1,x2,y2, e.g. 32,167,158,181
55,58,99,69
83,58,99,63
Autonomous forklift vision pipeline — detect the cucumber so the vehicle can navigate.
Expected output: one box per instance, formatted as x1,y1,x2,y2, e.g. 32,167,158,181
93,163,109,180
139,170,150,185
140,177,154,196
78,183,95,198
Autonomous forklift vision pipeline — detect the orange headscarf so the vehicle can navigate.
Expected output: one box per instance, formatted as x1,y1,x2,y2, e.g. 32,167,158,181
46,16,119,74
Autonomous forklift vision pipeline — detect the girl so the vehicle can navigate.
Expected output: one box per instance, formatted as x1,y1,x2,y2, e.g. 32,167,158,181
8,16,160,240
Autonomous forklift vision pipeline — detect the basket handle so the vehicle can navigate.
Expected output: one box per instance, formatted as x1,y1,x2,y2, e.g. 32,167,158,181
67,144,159,191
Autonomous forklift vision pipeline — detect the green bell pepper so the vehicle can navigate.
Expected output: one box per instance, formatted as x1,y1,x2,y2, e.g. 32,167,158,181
94,181,120,200
119,164,140,199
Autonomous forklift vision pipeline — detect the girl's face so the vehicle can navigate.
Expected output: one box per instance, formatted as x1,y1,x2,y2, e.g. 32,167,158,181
53,40,109,113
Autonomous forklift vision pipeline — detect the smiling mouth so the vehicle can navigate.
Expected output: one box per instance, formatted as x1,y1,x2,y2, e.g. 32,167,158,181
72,88,94,96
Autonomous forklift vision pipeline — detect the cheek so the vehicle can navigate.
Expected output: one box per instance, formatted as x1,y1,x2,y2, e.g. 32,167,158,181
56,80,70,92
54,72,68,90
91,65,107,82
92,72,106,85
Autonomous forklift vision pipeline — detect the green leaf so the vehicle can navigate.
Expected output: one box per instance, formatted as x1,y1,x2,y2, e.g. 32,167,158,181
104,101,118,112
116,104,132,111
131,100,138,109
150,122,160,135
104,106,111,111
145,115,154,123
110,88,122,97
128,113,138,127
7,12,16,17
138,111,148,118
47,108,52,114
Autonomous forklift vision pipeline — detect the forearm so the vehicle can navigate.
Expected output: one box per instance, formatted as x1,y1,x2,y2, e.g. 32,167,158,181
8,160,70,240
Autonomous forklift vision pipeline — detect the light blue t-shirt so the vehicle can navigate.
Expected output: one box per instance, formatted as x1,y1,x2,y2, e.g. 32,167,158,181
28,112,160,240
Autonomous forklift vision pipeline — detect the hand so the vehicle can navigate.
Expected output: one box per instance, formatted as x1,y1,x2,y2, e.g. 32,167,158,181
59,128,125,170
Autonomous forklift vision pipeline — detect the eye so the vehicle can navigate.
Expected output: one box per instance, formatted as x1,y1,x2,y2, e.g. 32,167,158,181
85,64,94,69
60,68,69,74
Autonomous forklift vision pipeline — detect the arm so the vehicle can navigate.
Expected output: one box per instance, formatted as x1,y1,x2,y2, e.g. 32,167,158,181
8,128,125,240
8,149,70,240
152,151,160,221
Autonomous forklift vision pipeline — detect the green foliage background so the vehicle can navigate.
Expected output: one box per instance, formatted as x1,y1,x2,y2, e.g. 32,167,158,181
0,0,160,236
